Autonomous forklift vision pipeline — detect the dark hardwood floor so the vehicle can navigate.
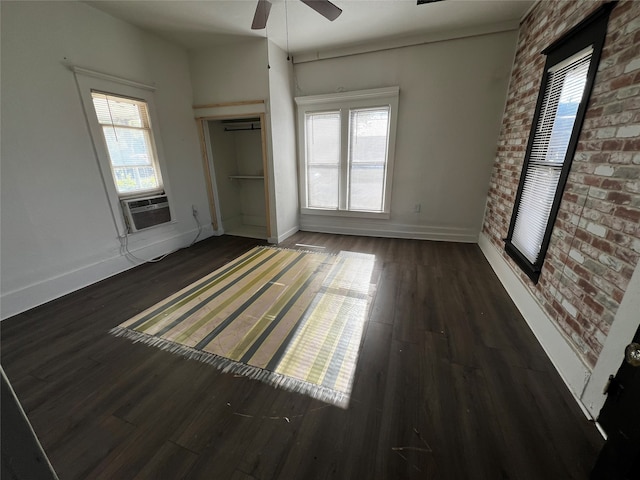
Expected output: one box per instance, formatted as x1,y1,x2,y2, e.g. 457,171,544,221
1,232,603,479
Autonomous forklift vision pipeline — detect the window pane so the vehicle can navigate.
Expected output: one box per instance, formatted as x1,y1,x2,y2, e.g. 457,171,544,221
306,112,340,208
103,127,153,167
349,107,389,211
511,165,561,264
113,166,159,194
530,51,591,164
308,166,339,209
545,61,589,162
92,92,162,195
92,93,144,128
350,165,384,211
349,108,389,164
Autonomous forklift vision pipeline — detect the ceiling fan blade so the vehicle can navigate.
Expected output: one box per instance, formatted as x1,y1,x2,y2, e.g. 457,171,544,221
300,0,342,21
251,0,272,30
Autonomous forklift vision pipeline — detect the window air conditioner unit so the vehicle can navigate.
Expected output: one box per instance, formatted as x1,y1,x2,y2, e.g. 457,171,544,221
121,194,171,233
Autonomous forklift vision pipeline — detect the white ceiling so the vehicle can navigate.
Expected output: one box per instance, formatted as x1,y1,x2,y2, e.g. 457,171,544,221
87,0,535,57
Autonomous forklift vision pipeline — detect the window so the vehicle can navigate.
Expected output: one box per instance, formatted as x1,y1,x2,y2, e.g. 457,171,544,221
72,67,172,235
296,87,399,218
505,4,614,283
91,92,163,196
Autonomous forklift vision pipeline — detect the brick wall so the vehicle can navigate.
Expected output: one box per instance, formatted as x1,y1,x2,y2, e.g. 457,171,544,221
483,0,640,368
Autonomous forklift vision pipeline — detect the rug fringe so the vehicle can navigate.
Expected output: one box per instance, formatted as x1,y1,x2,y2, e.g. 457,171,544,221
109,326,350,408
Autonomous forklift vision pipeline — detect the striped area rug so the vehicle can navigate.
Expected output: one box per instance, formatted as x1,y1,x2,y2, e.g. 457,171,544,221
110,246,375,408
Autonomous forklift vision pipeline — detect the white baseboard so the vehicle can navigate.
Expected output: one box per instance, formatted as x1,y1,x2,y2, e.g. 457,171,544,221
1,225,214,320
300,216,478,243
478,233,593,418
269,225,299,244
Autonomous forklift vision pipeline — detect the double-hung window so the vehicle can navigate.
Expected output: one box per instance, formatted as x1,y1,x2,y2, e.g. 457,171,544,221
504,4,614,283
72,68,172,235
295,87,399,218
91,92,163,197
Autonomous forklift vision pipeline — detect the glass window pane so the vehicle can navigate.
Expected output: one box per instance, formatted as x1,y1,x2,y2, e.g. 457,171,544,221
545,61,589,163
92,92,162,195
103,127,153,167
306,112,340,209
306,112,340,165
349,107,389,211
530,51,591,164
349,164,384,211
92,93,143,127
308,166,339,209
113,166,159,194
512,165,562,264
349,108,389,164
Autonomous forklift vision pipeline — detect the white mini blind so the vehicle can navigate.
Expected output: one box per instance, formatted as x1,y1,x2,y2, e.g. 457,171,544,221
511,48,592,264
91,92,162,196
305,111,341,209
348,107,390,212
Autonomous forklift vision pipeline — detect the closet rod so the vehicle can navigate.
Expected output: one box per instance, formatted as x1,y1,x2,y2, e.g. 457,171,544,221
224,125,261,132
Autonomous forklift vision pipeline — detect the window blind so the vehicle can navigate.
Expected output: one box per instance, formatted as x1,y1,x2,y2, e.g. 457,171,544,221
91,92,162,195
348,107,390,212
305,111,341,209
511,48,592,264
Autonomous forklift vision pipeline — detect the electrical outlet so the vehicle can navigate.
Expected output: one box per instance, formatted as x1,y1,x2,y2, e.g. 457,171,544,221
414,203,421,213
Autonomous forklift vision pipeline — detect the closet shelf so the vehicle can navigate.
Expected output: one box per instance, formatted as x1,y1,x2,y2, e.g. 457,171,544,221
228,175,264,180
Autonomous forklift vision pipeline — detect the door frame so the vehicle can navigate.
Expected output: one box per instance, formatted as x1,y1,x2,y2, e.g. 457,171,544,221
194,102,272,239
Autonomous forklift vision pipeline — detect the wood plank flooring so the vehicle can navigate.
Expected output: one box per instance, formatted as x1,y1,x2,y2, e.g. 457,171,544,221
1,233,603,479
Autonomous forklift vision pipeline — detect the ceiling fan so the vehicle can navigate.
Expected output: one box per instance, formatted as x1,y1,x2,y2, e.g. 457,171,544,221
251,0,342,30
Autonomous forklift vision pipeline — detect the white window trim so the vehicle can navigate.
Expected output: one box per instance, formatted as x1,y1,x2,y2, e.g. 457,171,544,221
72,67,174,235
295,86,399,219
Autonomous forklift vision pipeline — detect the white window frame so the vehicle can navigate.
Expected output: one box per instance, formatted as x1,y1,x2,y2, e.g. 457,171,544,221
295,87,399,219
73,67,173,234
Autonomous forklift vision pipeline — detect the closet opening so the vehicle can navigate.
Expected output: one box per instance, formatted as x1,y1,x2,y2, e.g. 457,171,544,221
198,114,271,240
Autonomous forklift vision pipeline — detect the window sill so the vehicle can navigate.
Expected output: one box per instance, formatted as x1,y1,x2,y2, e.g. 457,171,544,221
301,207,390,220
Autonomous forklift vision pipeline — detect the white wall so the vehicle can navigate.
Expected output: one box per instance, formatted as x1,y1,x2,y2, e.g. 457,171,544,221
293,31,518,242
189,40,269,106
0,1,211,319
234,129,268,227
189,39,278,238
208,121,242,226
266,41,299,243
208,121,267,230
189,39,298,243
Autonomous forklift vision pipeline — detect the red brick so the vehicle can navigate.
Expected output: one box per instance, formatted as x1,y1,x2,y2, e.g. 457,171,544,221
585,106,604,118
623,139,640,151
601,178,626,190
610,73,637,90
578,278,599,297
583,296,605,315
607,191,633,204
612,288,625,304
615,206,640,222
602,139,625,150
